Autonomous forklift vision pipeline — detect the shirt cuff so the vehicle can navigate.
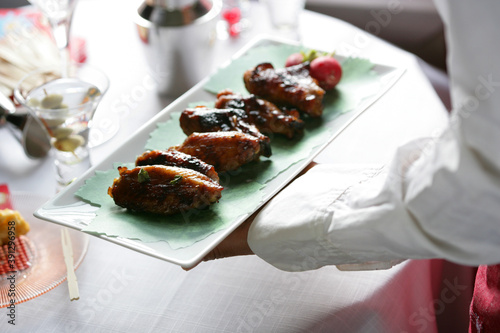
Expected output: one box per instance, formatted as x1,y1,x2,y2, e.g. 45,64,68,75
247,164,386,272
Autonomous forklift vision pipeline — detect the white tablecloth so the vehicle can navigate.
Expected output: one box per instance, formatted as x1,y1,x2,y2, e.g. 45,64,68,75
0,1,475,332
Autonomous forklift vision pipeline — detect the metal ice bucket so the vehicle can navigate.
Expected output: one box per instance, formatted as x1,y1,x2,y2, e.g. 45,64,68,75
135,0,222,98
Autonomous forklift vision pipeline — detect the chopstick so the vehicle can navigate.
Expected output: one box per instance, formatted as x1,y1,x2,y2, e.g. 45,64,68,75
61,228,80,301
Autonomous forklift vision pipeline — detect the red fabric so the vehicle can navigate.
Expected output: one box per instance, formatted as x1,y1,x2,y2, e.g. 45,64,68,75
470,264,500,332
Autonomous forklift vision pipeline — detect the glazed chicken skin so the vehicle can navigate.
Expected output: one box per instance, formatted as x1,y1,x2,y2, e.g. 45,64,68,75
215,89,304,139
135,149,219,183
180,106,272,157
172,131,265,172
108,165,223,215
243,62,325,117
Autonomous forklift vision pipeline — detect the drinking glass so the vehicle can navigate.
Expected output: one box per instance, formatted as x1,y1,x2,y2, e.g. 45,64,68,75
14,65,109,187
263,0,305,40
28,0,78,77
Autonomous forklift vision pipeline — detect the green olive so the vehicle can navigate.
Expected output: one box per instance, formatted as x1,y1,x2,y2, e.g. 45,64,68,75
41,93,64,109
53,135,85,152
27,98,41,107
43,117,65,128
87,87,101,98
53,103,68,110
52,127,73,139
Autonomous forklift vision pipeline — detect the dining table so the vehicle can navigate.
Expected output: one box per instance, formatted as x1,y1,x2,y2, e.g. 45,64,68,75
0,0,477,332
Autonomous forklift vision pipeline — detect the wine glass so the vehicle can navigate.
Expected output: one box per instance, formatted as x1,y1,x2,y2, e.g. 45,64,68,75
14,65,109,188
28,0,78,77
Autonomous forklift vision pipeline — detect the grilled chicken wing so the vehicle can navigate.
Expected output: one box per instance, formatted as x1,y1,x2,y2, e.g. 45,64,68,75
108,165,223,215
180,107,272,157
135,149,219,183
243,62,325,117
215,89,304,139
172,131,264,172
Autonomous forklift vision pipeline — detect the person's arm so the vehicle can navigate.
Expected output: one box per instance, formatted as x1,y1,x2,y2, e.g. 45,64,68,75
245,0,500,272
198,162,319,264
202,211,254,262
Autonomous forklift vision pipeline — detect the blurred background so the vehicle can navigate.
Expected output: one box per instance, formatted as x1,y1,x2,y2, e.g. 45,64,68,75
306,0,446,71
3,0,446,72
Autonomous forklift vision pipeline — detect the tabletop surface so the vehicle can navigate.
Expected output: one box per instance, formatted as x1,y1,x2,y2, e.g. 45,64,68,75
0,1,475,332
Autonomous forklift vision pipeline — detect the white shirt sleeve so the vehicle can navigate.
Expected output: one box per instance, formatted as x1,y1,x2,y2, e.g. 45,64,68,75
247,0,500,272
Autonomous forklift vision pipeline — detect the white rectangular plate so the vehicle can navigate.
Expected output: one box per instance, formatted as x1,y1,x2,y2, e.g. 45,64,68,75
34,36,405,269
